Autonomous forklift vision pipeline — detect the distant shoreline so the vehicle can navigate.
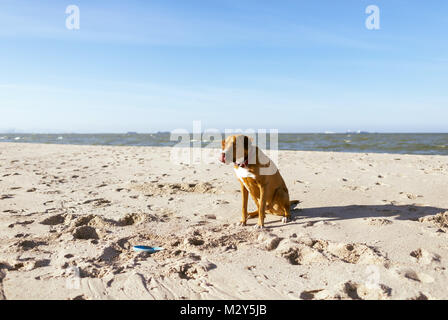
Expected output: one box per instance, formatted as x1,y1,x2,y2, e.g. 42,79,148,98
1,132,447,135
1,132,448,156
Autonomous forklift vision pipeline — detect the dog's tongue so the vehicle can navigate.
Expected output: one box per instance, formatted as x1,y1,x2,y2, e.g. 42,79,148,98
219,153,226,163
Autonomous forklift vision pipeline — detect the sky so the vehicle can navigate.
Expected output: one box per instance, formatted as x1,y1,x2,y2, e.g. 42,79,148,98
0,0,447,133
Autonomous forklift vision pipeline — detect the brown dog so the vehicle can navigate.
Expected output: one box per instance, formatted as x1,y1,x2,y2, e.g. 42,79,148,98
219,135,298,228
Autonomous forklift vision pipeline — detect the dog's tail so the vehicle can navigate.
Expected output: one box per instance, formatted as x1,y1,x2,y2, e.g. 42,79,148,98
290,200,300,207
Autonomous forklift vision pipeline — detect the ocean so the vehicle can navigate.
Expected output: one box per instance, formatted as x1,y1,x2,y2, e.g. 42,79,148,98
1,133,447,155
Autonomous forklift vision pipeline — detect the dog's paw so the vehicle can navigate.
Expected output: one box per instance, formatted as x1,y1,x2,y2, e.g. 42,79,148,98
254,224,264,230
238,221,247,226
282,217,290,224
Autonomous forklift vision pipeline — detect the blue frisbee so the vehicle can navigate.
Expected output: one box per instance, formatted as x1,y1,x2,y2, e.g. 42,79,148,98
133,245,164,253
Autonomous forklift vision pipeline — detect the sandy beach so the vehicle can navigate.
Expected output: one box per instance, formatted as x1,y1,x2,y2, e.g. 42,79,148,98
1,142,447,300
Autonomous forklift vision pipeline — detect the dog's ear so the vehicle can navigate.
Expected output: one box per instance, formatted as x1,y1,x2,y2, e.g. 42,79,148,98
221,139,225,150
243,136,250,151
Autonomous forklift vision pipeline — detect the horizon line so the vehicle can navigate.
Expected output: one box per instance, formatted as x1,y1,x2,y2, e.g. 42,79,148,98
1,131,448,135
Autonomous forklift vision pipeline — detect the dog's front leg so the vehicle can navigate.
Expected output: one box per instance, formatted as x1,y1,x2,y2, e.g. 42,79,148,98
240,181,248,226
256,186,266,229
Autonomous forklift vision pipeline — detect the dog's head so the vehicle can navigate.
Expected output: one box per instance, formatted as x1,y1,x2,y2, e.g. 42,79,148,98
219,135,252,165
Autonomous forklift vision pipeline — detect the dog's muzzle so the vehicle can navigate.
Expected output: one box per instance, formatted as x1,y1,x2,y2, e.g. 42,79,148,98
219,153,226,163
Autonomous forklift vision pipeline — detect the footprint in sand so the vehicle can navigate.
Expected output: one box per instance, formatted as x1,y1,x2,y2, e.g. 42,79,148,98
16,239,48,251
300,289,330,300
409,292,431,300
40,214,66,226
168,260,211,281
82,198,111,208
418,211,448,231
213,199,229,205
365,218,393,226
9,220,34,228
22,259,51,271
116,213,151,226
336,281,392,300
73,226,100,240
98,246,122,263
257,233,282,251
117,238,132,250
3,209,19,214
132,182,217,196
278,238,389,266
410,248,441,265
303,220,337,228
399,269,435,284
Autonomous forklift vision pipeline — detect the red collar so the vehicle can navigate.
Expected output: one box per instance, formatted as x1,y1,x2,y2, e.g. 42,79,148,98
235,159,249,168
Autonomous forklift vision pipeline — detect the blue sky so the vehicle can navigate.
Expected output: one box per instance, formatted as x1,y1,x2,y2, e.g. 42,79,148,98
0,0,447,133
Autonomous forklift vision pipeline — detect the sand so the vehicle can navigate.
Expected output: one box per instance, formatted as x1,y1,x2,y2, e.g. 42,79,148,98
0,142,447,300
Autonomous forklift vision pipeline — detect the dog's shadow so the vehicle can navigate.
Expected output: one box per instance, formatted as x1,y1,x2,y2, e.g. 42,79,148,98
263,204,446,229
